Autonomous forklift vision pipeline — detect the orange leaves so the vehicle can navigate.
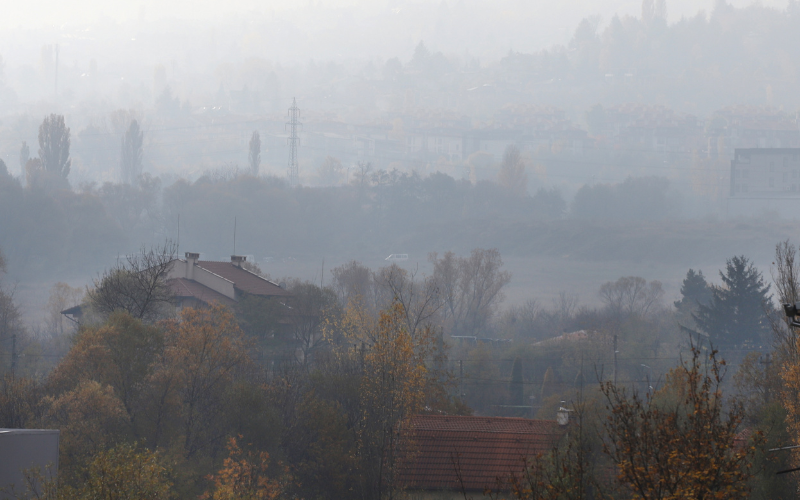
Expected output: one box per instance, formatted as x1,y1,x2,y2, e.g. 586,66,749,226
601,346,757,499
202,436,288,500
159,304,254,458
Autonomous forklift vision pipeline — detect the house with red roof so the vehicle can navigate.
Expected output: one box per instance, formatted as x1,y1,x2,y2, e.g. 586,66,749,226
61,252,291,326
398,414,568,499
166,252,290,310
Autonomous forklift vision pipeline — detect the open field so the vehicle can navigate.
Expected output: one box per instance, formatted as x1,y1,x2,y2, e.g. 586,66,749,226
10,216,797,327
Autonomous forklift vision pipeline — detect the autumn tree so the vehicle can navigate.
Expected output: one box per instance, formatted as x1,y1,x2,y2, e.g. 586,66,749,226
352,301,432,500
0,374,44,429
87,241,177,323
0,247,24,373
248,131,261,176
157,304,253,458
694,255,772,347
495,396,603,500
601,345,758,499
47,311,165,438
43,380,130,481
121,119,144,184
38,114,71,179
57,443,172,500
202,436,287,500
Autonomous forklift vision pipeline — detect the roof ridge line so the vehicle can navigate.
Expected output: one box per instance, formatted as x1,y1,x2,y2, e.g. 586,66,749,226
193,264,236,284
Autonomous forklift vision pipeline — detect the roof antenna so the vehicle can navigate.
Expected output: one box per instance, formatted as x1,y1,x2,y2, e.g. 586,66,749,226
177,213,180,256
233,216,237,256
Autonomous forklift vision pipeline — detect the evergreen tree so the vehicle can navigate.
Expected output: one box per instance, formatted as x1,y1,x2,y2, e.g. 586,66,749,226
674,269,712,311
693,256,772,347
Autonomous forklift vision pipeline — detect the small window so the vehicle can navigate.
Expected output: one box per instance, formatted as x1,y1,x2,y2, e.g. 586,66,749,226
771,161,776,172
770,178,775,188
785,157,789,167
785,172,789,182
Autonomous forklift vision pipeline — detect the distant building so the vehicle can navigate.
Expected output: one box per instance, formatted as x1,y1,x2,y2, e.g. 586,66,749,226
603,103,701,155
709,106,800,159
730,148,800,197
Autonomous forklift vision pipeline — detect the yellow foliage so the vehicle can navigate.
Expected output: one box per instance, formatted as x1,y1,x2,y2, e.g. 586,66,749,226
202,436,287,500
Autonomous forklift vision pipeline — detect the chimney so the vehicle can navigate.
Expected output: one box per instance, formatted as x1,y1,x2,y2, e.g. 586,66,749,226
185,252,199,279
231,255,246,268
556,403,571,427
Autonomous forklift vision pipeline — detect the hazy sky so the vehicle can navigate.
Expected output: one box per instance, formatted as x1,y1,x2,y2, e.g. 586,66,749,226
3,0,790,54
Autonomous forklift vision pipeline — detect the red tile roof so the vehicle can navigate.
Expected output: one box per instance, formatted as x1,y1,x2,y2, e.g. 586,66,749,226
398,415,565,492
196,261,290,297
168,278,236,307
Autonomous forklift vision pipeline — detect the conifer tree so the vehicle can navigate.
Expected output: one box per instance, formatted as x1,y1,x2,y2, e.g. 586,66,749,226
674,268,712,311
693,256,771,347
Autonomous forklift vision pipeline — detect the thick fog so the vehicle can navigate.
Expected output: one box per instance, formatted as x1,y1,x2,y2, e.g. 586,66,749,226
4,0,800,497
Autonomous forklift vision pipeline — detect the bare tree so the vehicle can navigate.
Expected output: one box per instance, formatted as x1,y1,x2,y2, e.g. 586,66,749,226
87,241,177,323
38,114,71,179
331,260,376,310
44,282,83,336
599,276,663,317
121,119,144,184
375,264,440,339
770,240,800,363
286,282,339,366
353,161,372,190
248,131,261,175
430,249,511,336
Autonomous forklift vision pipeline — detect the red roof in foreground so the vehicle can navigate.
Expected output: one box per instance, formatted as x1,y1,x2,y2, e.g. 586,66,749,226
398,415,566,492
196,261,289,297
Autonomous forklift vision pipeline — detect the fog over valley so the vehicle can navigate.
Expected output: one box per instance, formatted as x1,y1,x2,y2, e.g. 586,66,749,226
1,1,800,498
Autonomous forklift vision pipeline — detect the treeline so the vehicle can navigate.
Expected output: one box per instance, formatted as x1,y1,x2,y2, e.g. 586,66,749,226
0,242,492,498
1,153,694,281
496,1,800,112
0,239,798,498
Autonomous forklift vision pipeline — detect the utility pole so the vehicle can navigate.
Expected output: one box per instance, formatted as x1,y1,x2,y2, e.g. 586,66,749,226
11,334,16,376
459,359,464,399
286,98,301,186
761,353,772,402
613,334,618,385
